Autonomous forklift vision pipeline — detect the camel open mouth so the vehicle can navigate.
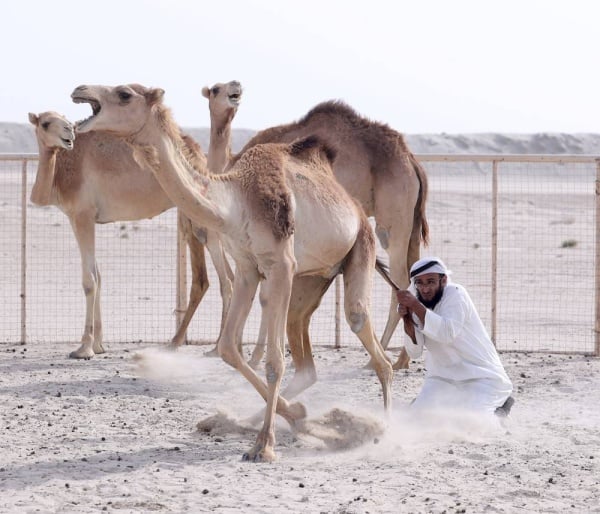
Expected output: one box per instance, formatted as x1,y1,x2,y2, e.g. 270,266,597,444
72,95,101,130
228,91,242,106
61,137,74,150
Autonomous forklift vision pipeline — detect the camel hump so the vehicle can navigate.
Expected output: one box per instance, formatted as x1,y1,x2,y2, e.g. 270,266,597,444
288,135,337,164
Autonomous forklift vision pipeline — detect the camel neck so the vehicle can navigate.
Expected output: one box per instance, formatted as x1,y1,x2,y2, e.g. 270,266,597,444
30,146,58,206
139,131,227,234
208,122,232,174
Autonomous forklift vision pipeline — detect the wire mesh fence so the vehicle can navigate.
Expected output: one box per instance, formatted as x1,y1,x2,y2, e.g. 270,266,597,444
1,154,598,355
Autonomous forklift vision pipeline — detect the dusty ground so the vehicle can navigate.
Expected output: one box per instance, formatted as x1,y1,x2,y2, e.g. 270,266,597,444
1,142,598,513
0,340,598,513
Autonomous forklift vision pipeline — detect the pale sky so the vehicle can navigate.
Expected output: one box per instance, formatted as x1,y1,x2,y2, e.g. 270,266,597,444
2,0,598,134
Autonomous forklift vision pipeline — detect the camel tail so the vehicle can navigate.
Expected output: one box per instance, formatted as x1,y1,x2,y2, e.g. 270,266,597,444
409,152,429,247
288,135,337,165
375,258,400,291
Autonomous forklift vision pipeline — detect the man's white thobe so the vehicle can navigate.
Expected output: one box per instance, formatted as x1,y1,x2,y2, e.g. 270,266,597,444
404,282,513,414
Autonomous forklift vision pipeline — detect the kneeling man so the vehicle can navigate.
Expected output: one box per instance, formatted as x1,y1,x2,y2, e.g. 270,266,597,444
396,257,514,418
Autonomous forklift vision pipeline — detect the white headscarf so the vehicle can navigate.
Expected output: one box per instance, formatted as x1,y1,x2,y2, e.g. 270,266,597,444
410,257,452,280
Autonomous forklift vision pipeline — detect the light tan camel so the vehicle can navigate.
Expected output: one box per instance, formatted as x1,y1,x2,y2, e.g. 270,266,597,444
190,80,245,357
71,83,393,462
202,80,242,173
230,101,430,370
28,111,233,359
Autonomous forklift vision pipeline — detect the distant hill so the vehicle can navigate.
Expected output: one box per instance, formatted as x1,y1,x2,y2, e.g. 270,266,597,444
2,122,600,155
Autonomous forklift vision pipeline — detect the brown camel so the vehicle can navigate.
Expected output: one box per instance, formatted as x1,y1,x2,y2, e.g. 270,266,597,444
71,83,393,462
230,101,430,370
28,111,232,359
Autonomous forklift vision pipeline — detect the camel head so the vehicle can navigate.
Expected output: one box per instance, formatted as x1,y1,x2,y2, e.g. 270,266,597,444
201,80,242,126
28,111,75,151
71,83,165,136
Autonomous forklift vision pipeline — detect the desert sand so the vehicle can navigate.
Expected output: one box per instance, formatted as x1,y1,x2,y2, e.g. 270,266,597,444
0,339,598,513
1,126,599,513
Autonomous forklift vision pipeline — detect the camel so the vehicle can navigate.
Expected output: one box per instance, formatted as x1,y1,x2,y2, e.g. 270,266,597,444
229,101,430,370
201,81,325,379
201,80,242,173
200,80,277,367
71,83,393,462
28,110,233,359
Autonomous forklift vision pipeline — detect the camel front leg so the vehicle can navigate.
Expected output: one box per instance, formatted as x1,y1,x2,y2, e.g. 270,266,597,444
243,255,295,462
245,276,329,426
203,229,234,356
68,213,101,359
218,258,301,462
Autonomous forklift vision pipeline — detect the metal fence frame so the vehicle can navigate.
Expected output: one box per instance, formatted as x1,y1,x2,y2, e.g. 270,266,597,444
3,152,600,356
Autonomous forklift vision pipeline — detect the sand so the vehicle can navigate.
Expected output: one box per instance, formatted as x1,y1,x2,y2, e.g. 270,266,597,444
1,127,599,512
0,339,598,513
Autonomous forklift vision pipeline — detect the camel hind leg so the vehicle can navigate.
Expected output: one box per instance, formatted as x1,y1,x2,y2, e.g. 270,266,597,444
343,223,393,412
375,166,421,368
392,202,424,370
169,213,210,349
282,275,333,399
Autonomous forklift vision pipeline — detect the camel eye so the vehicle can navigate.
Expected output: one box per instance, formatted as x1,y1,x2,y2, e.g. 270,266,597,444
118,91,132,102
211,86,220,96
41,122,50,130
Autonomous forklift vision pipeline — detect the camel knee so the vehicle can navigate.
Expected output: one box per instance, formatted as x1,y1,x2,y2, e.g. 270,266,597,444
82,269,99,295
347,311,367,334
218,342,242,368
265,361,284,385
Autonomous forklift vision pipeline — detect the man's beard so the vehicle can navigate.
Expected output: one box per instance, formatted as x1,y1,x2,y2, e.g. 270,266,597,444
417,287,445,309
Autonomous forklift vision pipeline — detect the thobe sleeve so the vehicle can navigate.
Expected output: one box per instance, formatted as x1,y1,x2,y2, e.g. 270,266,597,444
420,291,470,344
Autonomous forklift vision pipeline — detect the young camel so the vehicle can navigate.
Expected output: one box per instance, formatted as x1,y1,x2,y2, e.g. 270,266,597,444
71,83,393,462
230,101,430,370
28,111,232,359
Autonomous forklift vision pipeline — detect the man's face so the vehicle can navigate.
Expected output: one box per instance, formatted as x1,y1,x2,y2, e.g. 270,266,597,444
414,272,447,308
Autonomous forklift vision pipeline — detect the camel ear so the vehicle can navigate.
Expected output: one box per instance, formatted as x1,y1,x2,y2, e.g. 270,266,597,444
201,86,210,99
146,88,165,106
28,113,39,126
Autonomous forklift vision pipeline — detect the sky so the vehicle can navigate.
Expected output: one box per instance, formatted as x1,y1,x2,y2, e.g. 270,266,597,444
1,0,598,134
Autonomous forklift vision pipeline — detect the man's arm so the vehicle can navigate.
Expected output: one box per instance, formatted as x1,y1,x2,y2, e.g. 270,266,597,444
397,293,423,357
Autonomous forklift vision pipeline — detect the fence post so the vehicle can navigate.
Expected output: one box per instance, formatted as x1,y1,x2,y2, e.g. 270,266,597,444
595,160,600,356
335,275,341,348
176,210,188,341
491,160,498,345
20,159,27,344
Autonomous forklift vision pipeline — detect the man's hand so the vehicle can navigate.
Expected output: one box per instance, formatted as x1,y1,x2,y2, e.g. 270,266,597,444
396,290,419,310
396,289,427,325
